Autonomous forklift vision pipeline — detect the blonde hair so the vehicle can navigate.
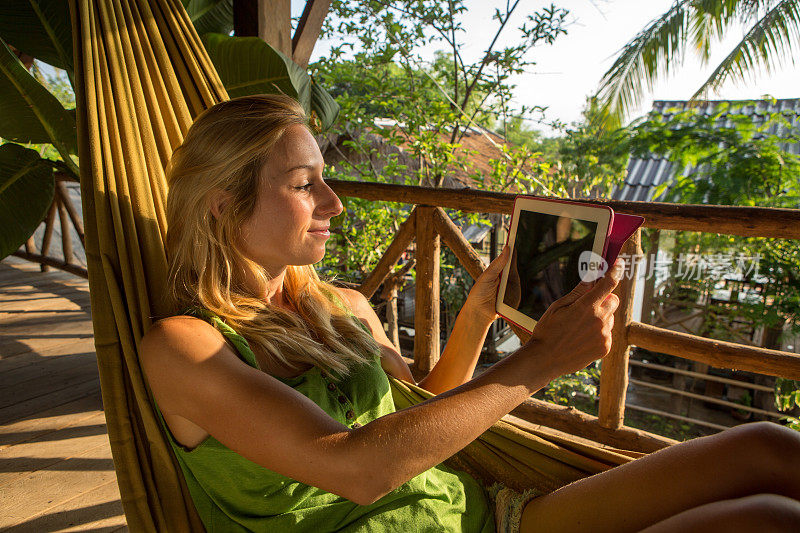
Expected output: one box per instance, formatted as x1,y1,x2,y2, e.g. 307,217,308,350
165,94,378,378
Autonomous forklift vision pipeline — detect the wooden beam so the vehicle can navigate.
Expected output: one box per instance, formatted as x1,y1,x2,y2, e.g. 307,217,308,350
414,206,440,374
598,230,642,430
510,397,677,454
11,251,88,279
326,180,800,239
627,321,800,380
259,0,292,57
292,0,332,68
431,207,485,279
357,210,416,299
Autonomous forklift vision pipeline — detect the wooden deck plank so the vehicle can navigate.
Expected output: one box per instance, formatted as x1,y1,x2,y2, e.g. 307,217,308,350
0,411,110,487
4,480,126,533
0,336,95,374
1,355,98,410
1,441,120,530
0,257,126,531
0,379,100,427
0,394,103,450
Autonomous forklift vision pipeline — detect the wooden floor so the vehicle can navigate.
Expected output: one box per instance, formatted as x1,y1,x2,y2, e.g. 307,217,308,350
0,256,127,532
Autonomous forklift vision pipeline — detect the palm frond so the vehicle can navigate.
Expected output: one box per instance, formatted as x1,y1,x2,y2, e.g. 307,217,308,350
693,0,800,98
595,0,694,129
689,0,741,61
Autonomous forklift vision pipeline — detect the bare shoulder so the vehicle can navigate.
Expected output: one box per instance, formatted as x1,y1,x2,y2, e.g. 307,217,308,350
335,287,371,314
141,315,226,366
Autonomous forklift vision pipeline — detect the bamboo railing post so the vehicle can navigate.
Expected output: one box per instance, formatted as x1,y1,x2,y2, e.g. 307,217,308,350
380,259,415,351
385,284,400,350
598,229,642,429
56,194,74,264
56,179,85,247
39,199,58,272
414,206,440,374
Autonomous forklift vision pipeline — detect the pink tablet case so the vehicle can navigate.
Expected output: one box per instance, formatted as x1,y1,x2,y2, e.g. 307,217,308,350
604,212,645,266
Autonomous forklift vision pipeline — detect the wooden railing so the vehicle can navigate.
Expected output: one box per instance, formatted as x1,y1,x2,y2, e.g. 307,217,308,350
12,176,800,452
329,179,800,453
12,173,88,279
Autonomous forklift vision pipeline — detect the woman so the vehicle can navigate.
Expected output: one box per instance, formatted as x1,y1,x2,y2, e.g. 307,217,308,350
141,94,800,532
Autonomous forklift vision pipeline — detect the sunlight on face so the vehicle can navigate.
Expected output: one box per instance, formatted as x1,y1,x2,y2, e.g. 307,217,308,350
239,125,343,276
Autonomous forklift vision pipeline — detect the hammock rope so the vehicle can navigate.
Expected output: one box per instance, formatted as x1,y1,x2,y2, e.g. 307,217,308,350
69,0,640,529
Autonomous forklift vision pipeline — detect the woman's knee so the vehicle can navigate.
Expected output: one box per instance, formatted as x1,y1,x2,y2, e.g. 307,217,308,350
735,493,800,530
718,422,800,468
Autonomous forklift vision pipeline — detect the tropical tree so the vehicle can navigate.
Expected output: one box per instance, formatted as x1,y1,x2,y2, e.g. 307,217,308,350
595,0,800,127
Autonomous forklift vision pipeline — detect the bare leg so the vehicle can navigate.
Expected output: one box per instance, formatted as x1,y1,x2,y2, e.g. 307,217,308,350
519,422,800,533
640,494,800,533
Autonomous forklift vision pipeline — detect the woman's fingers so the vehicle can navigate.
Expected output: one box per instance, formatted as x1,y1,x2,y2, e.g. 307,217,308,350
580,259,624,308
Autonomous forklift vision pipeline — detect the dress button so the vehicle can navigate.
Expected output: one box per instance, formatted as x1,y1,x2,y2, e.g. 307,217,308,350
327,382,336,391
345,410,355,420
351,422,361,428
338,395,347,404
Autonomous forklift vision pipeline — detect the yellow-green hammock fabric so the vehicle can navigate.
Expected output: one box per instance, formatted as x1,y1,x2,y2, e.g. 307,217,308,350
69,0,641,530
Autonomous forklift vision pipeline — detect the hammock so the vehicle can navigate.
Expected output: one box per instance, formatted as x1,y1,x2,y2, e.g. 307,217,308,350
69,0,642,530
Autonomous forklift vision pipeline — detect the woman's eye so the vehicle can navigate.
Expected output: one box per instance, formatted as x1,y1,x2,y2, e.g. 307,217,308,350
295,183,313,191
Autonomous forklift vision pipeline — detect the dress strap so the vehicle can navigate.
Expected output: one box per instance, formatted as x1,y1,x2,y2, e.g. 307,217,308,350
182,307,261,370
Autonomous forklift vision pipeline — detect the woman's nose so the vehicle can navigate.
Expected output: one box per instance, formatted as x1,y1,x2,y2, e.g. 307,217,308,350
317,182,343,218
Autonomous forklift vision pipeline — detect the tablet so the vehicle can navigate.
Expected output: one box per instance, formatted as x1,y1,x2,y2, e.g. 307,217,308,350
496,197,612,333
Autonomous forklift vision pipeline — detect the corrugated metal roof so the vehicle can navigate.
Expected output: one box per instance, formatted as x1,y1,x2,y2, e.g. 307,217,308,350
612,98,800,202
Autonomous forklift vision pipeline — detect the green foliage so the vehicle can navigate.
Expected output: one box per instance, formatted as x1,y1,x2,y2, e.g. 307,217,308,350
0,0,74,77
631,101,800,207
0,143,55,259
633,100,800,422
314,0,576,278
542,361,600,406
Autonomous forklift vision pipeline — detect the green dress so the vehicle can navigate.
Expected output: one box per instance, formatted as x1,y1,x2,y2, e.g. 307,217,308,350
152,308,495,532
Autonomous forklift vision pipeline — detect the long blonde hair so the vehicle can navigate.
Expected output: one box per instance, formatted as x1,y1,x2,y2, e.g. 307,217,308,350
165,94,378,378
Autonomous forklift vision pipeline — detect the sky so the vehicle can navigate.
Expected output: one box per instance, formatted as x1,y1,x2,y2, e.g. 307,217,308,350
308,0,799,136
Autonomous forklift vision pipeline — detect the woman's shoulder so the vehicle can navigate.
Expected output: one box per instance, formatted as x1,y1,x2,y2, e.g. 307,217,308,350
141,315,228,368
334,287,370,316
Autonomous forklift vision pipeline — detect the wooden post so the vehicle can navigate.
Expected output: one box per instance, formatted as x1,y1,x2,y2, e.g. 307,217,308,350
292,0,332,68
386,284,400,349
414,206,440,374
56,180,85,247
381,259,415,351
39,199,58,272
258,0,292,57
56,194,73,265
598,230,642,430
640,229,660,324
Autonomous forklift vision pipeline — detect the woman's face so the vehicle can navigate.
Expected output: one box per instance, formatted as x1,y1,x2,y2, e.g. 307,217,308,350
239,124,343,275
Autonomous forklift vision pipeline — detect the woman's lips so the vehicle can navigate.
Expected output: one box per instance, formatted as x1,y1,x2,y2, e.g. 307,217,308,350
308,228,330,237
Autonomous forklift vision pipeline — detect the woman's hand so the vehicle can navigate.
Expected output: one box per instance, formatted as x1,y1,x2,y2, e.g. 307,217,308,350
522,259,624,377
462,246,511,325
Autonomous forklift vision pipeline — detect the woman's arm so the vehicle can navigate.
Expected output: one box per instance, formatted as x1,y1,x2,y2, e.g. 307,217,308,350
142,263,621,506
416,247,511,394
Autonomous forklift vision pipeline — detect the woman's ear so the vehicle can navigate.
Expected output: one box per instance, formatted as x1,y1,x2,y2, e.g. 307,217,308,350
208,190,232,220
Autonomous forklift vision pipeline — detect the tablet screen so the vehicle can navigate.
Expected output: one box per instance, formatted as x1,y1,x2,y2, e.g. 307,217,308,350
503,211,598,321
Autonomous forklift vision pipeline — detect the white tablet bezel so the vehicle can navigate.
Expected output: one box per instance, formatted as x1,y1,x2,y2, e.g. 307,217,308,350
496,197,613,333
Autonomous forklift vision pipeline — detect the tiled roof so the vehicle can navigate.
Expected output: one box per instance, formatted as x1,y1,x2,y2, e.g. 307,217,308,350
612,98,800,202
